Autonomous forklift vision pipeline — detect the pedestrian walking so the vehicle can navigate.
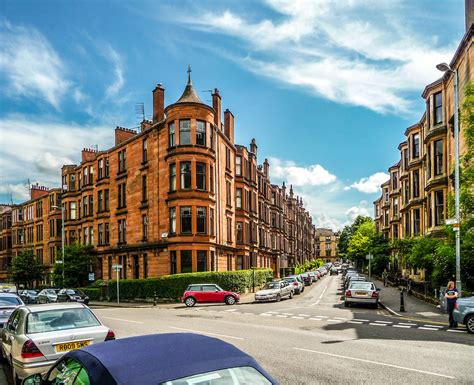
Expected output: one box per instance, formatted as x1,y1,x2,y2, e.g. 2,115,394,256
382,269,388,287
445,281,459,328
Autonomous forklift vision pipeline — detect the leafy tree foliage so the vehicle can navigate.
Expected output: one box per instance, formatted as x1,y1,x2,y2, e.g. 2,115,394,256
8,249,46,288
53,244,96,288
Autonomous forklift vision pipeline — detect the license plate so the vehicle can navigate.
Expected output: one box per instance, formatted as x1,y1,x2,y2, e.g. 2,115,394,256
55,340,91,353
355,291,367,296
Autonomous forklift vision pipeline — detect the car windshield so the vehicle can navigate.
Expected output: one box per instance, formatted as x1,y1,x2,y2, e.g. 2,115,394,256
161,366,271,385
263,282,279,290
26,308,101,334
350,283,374,290
66,290,77,294
0,297,21,306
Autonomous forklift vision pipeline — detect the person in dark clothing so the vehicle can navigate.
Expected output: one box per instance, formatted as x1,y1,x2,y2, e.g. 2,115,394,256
445,281,459,328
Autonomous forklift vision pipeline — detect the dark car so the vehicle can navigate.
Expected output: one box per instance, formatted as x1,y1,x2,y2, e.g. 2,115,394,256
19,289,38,304
22,333,278,385
182,284,240,307
57,289,90,305
300,273,312,286
330,268,338,276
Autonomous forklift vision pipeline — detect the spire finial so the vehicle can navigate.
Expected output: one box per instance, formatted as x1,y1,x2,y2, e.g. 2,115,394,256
187,65,192,85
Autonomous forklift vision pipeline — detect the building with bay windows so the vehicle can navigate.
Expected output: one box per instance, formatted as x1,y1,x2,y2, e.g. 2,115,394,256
59,71,317,280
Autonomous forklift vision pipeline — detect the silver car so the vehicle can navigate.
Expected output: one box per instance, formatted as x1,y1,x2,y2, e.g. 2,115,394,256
1,303,115,382
255,280,293,302
0,293,24,329
345,281,380,308
453,296,474,333
36,289,58,304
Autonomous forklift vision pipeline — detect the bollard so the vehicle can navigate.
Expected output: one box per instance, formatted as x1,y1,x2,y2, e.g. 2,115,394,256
153,291,157,307
400,288,406,312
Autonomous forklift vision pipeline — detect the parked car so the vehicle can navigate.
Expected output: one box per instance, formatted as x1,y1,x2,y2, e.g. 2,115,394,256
330,268,338,276
1,303,115,383
344,276,367,290
57,289,90,305
182,284,240,307
345,281,380,308
314,270,321,280
284,276,304,294
308,271,317,282
0,293,24,329
19,290,38,304
36,289,58,304
22,333,278,385
300,273,312,286
255,280,293,302
453,296,474,333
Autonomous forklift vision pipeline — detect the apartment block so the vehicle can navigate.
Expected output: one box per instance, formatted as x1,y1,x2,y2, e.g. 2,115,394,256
374,25,473,241
314,228,339,262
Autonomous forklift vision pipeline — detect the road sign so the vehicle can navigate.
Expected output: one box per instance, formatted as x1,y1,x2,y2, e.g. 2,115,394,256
366,254,373,260
445,218,458,225
112,264,122,270
88,273,95,281
55,260,63,264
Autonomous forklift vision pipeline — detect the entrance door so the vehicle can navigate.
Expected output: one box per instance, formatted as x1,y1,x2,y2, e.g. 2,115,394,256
133,255,139,279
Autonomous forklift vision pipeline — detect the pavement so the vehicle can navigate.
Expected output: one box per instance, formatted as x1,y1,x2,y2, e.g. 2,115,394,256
3,274,472,384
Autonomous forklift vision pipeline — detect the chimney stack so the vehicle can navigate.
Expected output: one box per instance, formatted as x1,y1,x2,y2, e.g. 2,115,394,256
263,158,269,177
152,83,165,123
212,89,221,129
224,109,234,142
250,138,258,156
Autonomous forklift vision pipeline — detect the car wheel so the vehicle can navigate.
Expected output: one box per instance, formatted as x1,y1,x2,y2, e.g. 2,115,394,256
46,297,50,303
275,294,281,302
225,295,236,305
466,315,474,334
301,286,304,293
289,291,294,299
344,301,349,307
184,297,196,307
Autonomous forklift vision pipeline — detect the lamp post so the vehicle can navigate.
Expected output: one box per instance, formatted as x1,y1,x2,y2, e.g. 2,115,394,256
436,62,461,294
52,204,65,286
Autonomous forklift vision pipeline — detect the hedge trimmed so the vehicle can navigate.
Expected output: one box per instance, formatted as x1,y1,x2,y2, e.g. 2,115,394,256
79,287,100,301
104,269,273,301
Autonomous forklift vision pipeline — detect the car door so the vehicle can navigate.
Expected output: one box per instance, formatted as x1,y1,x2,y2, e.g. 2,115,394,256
2,308,21,360
283,281,291,297
201,285,219,302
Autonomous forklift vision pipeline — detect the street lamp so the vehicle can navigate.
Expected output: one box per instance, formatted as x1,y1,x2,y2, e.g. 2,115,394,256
436,62,461,294
52,203,65,286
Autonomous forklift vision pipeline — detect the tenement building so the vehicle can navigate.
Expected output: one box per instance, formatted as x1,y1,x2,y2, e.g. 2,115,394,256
374,24,473,241
0,185,62,283
314,228,339,262
60,71,317,280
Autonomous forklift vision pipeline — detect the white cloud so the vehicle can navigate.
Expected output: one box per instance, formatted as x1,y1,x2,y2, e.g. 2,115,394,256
0,183,30,202
102,44,125,99
269,157,336,186
0,21,69,109
345,201,371,222
350,172,389,193
175,0,456,113
0,115,112,200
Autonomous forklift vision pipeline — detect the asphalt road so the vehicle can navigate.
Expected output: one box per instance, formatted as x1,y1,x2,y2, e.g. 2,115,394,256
2,275,473,384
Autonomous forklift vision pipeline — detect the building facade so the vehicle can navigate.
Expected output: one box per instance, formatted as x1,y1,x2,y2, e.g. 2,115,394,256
374,25,473,241
57,73,318,280
313,228,339,262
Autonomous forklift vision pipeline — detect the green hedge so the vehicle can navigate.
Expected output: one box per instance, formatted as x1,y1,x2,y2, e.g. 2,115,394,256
78,287,100,301
104,269,273,301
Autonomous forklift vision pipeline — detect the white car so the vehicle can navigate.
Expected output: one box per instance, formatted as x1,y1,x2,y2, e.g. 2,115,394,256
255,281,294,302
0,293,24,329
345,281,380,308
1,303,115,382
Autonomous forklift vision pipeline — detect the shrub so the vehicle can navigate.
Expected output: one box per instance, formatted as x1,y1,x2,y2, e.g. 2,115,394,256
105,269,273,301
79,287,100,301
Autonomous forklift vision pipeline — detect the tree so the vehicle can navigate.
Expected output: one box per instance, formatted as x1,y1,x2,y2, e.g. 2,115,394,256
347,220,376,267
53,244,96,287
338,215,372,259
8,249,46,288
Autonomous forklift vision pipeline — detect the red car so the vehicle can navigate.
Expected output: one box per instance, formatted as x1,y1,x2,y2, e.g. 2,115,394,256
182,284,240,307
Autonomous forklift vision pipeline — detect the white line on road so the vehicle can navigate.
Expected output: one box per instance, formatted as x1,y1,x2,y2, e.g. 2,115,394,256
319,294,323,299
369,323,387,326
292,316,304,319
352,318,369,322
399,322,417,326
102,317,144,324
310,300,320,306
374,321,392,324
347,321,363,324
327,319,343,323
392,325,411,328
293,348,456,379
260,313,273,316
446,329,467,333
333,317,348,320
225,309,238,312
309,318,322,321
276,315,287,318
423,325,443,328
169,326,244,340
418,327,438,331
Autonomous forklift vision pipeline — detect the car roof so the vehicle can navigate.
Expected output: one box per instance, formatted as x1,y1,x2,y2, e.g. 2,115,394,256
25,303,86,312
0,293,21,298
67,333,276,385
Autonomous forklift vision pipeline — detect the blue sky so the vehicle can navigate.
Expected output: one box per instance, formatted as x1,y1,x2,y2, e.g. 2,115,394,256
0,0,466,229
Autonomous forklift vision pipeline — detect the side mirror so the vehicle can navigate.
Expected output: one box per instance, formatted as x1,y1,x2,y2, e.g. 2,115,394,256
22,374,43,385
376,288,381,292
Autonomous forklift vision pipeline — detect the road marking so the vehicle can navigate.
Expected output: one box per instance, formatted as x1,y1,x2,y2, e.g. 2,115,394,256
298,314,310,317
292,316,304,319
399,322,417,326
392,325,411,328
310,300,320,306
347,321,363,324
352,318,369,322
276,315,287,318
369,323,386,326
317,315,329,318
260,313,272,316
225,309,238,312
446,329,467,333
327,319,342,323
423,325,443,328
294,348,456,379
309,318,322,321
418,327,438,331
102,317,144,324
319,294,323,299
169,326,244,340
374,321,392,324
333,317,348,321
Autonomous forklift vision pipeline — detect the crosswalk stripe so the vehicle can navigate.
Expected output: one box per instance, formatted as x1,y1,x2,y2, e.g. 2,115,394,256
347,320,363,324
418,327,438,331
392,325,411,328
369,323,387,326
